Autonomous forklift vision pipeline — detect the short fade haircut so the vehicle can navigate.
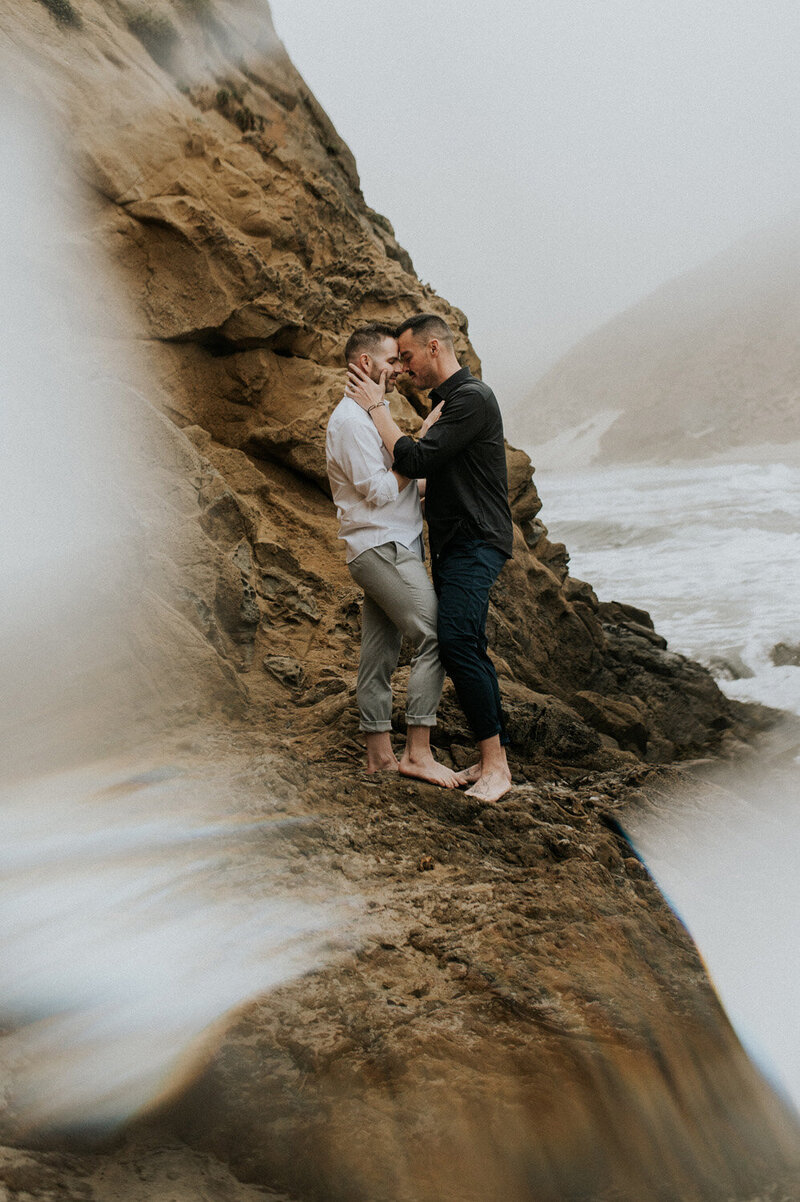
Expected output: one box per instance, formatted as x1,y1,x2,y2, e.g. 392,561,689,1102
343,323,397,366
395,313,454,346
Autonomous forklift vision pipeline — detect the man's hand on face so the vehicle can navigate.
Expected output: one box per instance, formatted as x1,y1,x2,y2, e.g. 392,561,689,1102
345,362,388,412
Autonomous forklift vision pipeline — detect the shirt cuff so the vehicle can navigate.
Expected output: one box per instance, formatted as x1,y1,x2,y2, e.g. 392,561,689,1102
365,470,401,507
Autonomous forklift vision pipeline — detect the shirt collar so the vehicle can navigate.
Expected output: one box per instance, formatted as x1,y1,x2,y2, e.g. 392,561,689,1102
430,365,472,404
343,395,374,421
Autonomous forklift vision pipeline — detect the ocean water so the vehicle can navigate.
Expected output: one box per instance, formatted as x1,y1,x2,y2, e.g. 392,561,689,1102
538,457,800,1116
537,459,800,718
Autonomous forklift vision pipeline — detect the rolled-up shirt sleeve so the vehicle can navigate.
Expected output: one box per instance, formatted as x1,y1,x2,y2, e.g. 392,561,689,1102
331,422,400,507
393,389,486,478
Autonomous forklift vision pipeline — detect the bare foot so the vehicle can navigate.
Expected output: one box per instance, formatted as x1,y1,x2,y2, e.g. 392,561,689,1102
366,755,400,774
399,752,461,789
465,769,512,803
454,762,481,787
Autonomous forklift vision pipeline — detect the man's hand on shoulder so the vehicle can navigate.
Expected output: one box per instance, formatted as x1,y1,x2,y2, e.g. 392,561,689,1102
346,362,388,412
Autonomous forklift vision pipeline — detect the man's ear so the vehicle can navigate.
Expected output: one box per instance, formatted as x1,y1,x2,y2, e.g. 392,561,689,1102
359,352,372,372
428,338,440,358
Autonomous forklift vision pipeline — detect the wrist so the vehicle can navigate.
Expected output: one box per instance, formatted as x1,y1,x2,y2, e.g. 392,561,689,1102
367,399,389,414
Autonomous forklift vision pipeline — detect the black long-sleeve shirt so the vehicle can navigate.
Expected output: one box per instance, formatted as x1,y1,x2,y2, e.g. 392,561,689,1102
392,366,514,561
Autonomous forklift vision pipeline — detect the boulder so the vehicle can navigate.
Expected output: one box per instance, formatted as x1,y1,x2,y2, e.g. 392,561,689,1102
571,690,649,756
771,642,800,668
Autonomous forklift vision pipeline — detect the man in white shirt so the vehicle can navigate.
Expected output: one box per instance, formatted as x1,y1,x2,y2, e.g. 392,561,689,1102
326,324,461,787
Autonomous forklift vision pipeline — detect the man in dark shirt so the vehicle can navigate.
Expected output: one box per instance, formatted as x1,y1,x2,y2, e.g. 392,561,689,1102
345,313,513,802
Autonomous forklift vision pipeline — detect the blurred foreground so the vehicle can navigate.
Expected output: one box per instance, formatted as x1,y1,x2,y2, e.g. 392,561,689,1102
0,103,342,1136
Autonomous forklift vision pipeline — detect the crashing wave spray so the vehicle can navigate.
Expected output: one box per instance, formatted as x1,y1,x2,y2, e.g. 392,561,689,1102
0,96,342,1135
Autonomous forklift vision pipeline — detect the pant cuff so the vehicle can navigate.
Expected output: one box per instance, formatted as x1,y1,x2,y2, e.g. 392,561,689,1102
473,722,507,743
406,715,437,728
359,722,393,733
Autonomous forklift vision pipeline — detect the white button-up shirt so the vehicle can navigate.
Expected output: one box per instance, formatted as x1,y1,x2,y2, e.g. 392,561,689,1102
325,396,423,563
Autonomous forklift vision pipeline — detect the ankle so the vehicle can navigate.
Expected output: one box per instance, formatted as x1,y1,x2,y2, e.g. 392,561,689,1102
479,754,510,777
400,746,431,764
368,751,398,767
404,726,433,762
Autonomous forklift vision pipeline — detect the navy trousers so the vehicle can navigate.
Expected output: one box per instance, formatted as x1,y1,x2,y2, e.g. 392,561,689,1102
432,539,509,744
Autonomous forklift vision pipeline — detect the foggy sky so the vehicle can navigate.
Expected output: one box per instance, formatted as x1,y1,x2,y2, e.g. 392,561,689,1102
268,0,800,409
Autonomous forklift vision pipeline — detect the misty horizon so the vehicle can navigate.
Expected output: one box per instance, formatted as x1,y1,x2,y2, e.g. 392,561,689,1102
268,1,800,409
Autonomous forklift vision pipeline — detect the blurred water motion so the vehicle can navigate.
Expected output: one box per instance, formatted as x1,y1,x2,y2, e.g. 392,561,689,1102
0,98,158,778
0,99,340,1134
0,758,336,1134
622,751,800,1119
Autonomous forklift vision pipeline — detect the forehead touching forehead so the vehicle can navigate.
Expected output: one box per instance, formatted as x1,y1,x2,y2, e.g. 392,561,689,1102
396,313,454,352
343,322,397,365
375,336,400,361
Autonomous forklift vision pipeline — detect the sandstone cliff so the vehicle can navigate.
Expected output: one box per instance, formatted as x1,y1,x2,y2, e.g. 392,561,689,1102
0,0,757,768
0,3,798,1201
513,220,800,467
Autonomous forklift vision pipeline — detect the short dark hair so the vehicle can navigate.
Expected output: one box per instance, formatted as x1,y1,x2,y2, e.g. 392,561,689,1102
344,323,397,366
395,313,454,346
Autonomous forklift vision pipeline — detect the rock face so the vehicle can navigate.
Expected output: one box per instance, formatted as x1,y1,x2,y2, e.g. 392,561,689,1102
1,5,799,1202
513,220,800,467
0,0,756,769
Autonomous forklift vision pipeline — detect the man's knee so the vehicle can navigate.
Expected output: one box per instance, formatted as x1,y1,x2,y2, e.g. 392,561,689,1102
397,605,437,649
437,621,476,672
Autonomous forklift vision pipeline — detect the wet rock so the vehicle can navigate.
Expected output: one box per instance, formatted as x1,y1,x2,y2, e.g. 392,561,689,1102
212,542,261,651
607,627,689,676
502,681,601,761
705,652,756,680
571,690,649,756
505,445,542,523
771,642,800,668
644,733,677,763
563,576,599,610
533,536,570,582
418,789,486,827
598,599,659,633
520,516,547,548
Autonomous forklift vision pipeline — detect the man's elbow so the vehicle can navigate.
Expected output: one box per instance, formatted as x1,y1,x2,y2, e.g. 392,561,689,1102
363,480,400,508
392,451,425,480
